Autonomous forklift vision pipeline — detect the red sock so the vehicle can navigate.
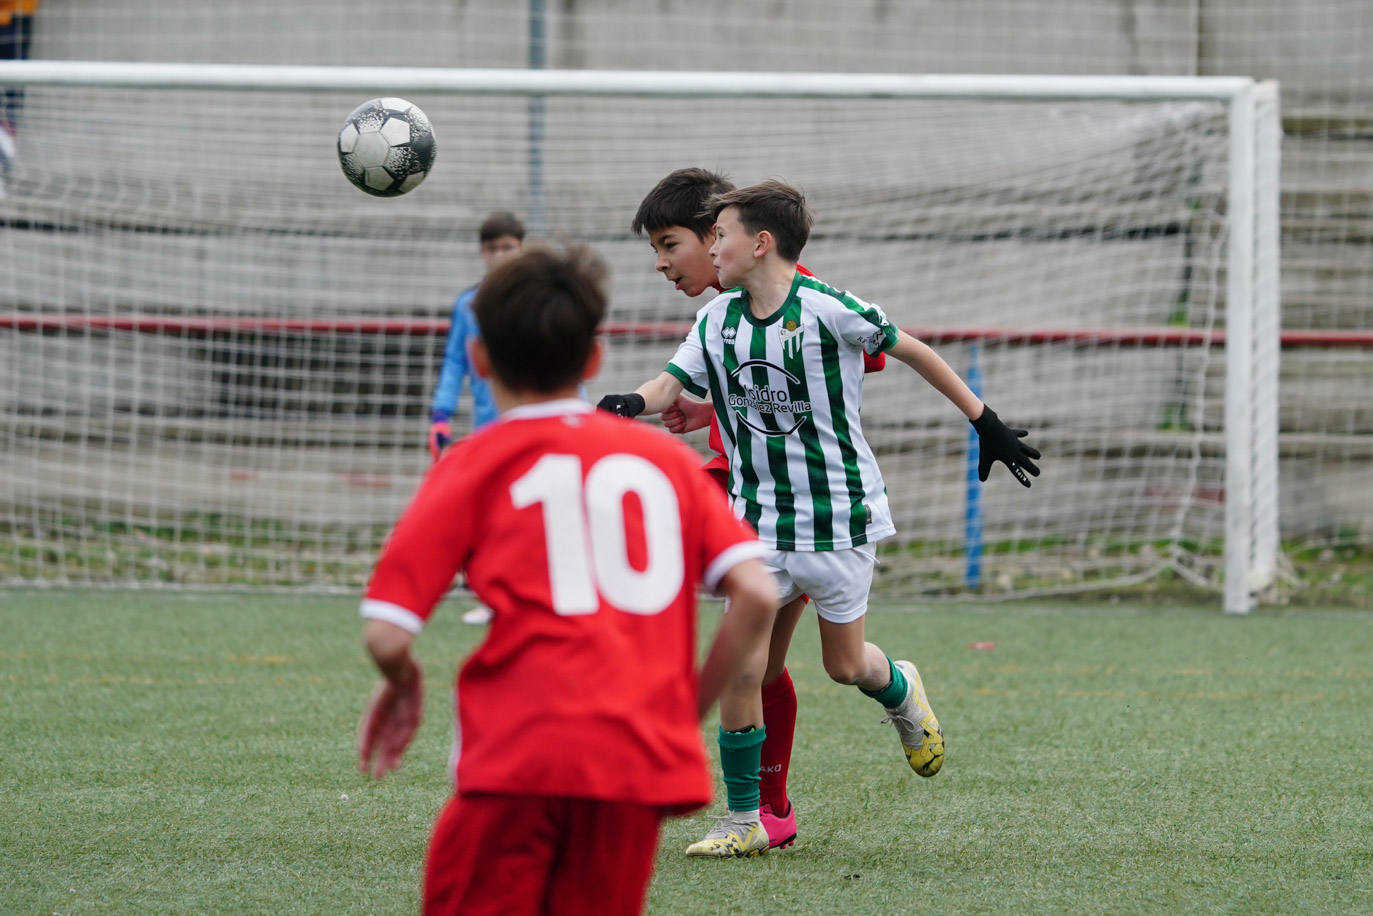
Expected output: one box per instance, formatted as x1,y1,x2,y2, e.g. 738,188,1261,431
759,668,797,813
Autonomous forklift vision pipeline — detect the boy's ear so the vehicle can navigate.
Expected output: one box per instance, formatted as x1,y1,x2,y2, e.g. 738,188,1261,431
470,338,492,380
581,339,604,382
754,229,773,260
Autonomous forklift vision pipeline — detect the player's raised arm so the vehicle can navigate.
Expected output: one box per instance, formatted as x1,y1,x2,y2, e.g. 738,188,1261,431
596,370,684,418
887,329,1041,487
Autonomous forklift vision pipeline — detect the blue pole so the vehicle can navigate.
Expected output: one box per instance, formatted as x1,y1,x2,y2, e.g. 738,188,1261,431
527,0,547,234
964,343,983,590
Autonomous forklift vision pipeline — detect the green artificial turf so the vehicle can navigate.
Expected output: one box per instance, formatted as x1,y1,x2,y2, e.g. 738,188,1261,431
1,591,1368,914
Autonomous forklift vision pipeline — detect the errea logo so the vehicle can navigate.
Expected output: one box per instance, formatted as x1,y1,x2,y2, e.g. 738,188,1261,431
721,325,738,341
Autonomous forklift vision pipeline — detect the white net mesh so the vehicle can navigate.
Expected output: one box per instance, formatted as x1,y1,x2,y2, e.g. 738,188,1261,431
1,0,1368,601
0,73,1278,595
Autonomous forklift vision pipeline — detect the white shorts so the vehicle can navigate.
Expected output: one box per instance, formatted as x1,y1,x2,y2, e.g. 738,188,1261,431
762,545,877,624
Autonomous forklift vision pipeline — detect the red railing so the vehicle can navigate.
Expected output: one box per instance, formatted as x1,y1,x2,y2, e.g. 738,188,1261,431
2,314,1371,348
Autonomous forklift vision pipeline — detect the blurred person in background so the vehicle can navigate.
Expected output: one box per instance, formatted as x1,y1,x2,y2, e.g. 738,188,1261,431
0,0,39,196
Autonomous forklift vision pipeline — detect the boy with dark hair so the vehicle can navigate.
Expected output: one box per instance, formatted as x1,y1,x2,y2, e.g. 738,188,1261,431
631,166,734,262
601,180,1040,857
428,210,527,461
359,245,778,911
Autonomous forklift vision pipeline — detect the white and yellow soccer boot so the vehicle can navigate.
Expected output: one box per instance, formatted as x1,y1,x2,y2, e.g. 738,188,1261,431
684,810,769,858
881,659,945,777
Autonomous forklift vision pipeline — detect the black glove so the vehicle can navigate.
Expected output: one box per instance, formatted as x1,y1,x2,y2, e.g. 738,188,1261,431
971,406,1041,487
596,393,646,418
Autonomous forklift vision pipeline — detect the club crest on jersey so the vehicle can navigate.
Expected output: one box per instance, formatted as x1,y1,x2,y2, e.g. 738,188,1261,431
779,320,804,358
726,359,812,436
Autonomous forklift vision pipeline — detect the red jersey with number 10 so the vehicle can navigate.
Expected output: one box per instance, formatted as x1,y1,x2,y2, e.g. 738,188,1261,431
361,399,763,810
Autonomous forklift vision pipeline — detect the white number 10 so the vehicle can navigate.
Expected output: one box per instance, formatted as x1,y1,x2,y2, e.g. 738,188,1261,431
510,453,684,616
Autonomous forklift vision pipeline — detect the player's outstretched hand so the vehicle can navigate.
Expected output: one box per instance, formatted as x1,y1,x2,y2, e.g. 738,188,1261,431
427,419,453,462
972,406,1041,487
662,394,713,435
596,393,645,418
357,666,423,779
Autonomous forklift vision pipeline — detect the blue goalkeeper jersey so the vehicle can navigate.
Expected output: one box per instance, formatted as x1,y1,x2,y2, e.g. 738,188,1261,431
430,284,498,430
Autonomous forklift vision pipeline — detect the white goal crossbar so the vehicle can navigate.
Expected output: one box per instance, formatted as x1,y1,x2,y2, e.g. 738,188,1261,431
0,62,1280,612
0,61,1262,99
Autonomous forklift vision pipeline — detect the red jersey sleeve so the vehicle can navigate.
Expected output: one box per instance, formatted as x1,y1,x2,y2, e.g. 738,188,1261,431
361,460,476,633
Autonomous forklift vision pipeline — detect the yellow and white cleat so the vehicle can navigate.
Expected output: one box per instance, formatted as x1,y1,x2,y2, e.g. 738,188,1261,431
684,810,769,858
881,659,945,777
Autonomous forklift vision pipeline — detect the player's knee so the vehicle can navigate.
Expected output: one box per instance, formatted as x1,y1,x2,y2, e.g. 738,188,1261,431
822,656,866,685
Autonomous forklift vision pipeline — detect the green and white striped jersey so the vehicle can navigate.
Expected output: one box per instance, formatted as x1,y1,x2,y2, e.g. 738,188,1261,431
666,271,898,551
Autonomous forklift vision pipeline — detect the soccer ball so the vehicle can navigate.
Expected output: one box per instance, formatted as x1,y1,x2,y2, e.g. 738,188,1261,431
337,98,437,197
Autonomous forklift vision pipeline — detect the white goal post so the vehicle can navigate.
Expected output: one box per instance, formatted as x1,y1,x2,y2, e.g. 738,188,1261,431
0,62,1280,611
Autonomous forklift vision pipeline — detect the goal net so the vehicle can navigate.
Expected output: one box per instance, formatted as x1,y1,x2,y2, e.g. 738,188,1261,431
0,64,1280,609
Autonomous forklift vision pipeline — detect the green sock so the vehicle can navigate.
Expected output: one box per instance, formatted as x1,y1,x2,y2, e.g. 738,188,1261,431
860,657,909,708
718,725,766,813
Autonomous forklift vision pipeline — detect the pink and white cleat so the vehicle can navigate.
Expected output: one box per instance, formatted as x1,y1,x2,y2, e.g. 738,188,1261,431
759,801,797,849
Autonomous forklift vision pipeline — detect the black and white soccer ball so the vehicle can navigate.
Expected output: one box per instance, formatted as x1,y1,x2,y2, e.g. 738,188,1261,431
337,98,436,197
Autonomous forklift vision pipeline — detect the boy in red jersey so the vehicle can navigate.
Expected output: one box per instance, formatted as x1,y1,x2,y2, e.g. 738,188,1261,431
623,168,886,852
356,245,778,914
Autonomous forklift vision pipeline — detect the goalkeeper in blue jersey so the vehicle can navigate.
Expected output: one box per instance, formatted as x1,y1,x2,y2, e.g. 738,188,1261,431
599,179,1040,857
428,210,524,625
428,210,525,460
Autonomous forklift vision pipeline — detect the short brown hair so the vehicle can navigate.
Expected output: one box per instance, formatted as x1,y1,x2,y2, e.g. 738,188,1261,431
471,245,607,392
631,168,735,240
479,210,526,244
705,179,812,262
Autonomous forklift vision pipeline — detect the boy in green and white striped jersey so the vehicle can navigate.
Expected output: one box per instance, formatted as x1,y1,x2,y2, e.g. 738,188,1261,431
598,180,1040,857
